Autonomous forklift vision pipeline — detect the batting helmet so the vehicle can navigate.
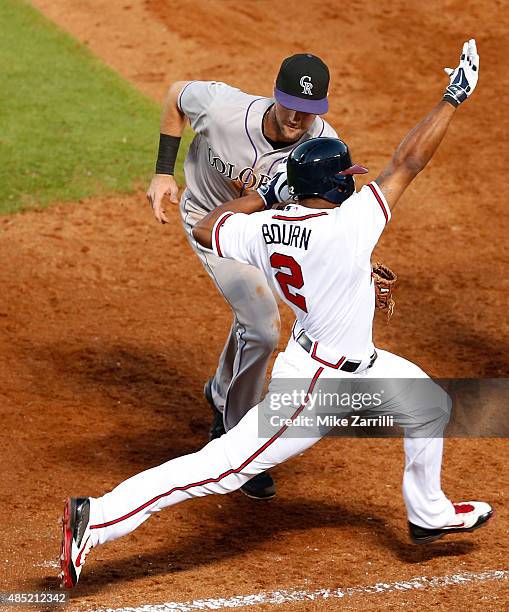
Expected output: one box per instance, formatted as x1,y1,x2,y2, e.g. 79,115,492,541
286,137,368,205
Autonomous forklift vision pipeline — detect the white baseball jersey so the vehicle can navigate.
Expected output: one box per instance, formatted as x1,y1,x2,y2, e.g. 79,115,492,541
178,81,338,211
88,179,456,550
212,182,391,359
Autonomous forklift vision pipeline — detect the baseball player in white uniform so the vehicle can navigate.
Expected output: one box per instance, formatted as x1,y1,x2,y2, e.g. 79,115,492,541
60,40,493,589
146,54,337,499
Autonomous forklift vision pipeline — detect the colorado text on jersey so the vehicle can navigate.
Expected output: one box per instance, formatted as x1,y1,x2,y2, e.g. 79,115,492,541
208,146,271,190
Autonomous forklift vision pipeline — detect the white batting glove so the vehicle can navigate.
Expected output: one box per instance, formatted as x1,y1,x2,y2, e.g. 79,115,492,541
257,163,293,209
443,39,479,107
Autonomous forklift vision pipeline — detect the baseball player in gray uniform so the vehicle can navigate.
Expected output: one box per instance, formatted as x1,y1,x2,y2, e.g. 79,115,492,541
146,54,337,498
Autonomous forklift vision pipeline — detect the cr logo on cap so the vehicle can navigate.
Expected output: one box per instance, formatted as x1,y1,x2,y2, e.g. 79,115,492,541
300,75,313,96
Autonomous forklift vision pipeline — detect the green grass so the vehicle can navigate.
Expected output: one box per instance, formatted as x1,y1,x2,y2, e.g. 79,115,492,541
0,0,191,214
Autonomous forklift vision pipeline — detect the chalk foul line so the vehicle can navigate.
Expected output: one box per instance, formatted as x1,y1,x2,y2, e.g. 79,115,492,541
99,569,508,611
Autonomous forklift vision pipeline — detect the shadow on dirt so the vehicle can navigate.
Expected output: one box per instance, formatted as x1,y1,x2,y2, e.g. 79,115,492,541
28,341,212,467
27,341,204,410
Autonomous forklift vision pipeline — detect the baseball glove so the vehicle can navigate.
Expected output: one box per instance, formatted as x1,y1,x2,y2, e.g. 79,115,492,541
372,262,397,322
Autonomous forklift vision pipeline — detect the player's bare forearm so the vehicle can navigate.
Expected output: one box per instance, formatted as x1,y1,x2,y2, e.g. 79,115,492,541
392,101,455,175
376,100,455,208
160,81,189,136
147,81,190,223
193,193,266,249
376,39,479,210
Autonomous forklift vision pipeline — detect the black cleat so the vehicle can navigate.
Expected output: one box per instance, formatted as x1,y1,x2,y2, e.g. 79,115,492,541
204,378,226,441
409,501,494,544
240,471,276,500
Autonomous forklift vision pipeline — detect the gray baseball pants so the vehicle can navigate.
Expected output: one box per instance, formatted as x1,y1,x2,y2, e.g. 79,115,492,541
180,192,280,431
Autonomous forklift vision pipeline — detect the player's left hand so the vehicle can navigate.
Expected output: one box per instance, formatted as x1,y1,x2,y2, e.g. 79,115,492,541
146,173,179,224
443,39,479,107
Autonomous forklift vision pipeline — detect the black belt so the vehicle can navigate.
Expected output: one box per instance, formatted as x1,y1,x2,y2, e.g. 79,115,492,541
295,330,377,373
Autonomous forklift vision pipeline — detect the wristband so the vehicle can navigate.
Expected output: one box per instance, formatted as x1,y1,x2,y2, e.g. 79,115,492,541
443,83,468,108
155,134,181,175
442,94,459,108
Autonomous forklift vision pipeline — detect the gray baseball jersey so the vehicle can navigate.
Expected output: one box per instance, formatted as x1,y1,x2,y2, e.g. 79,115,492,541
178,81,338,211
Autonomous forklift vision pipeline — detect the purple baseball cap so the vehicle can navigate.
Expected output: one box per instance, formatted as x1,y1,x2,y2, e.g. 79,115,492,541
274,53,329,115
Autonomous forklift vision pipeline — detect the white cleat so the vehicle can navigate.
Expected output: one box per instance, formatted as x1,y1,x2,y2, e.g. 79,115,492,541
409,501,494,544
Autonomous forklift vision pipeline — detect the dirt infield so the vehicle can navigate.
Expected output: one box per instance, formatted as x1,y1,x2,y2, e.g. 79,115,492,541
2,0,507,609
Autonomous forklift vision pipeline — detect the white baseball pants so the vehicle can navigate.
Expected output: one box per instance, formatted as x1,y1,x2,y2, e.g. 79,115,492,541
88,338,455,547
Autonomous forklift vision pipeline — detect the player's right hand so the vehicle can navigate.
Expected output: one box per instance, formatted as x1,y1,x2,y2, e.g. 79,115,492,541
146,174,179,224
443,39,479,107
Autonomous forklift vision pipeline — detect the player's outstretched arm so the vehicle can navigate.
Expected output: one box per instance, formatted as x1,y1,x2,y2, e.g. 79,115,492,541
146,81,190,224
193,193,266,249
376,39,479,210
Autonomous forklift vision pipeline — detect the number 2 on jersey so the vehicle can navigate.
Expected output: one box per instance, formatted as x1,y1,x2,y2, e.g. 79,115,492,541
270,253,308,313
